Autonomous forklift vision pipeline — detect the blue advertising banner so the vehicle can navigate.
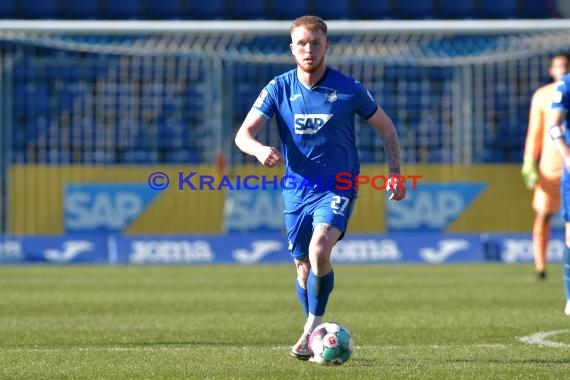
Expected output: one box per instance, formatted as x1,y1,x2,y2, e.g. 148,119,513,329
113,232,485,264
482,232,565,263
1,232,561,265
1,234,108,263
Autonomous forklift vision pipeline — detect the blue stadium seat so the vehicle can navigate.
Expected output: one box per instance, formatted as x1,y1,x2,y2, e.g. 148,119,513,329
11,150,27,164
146,0,184,19
396,0,437,19
268,0,309,20
228,0,267,19
520,0,556,18
479,0,520,18
189,0,227,19
353,0,395,19
82,150,117,164
122,150,160,164
61,0,101,19
436,0,477,19
0,0,16,19
312,0,352,19
101,0,142,19
19,0,59,19
164,149,202,163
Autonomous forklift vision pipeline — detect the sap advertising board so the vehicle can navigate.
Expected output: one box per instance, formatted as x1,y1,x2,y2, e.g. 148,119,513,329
386,182,486,231
64,184,161,232
63,182,485,233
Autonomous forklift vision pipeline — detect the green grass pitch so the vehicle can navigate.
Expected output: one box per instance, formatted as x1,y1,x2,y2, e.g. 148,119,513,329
1,264,569,379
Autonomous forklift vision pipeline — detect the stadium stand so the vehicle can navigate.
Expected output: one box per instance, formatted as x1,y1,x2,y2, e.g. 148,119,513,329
228,0,267,20
267,0,310,19
18,0,59,19
436,0,478,19
312,0,353,20
0,0,561,20
352,0,395,19
145,0,184,19
396,0,437,19
60,0,101,19
0,0,15,19
0,1,565,166
100,0,142,19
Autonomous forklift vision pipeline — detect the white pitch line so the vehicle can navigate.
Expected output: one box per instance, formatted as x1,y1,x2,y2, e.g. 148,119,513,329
1,343,511,353
518,329,570,348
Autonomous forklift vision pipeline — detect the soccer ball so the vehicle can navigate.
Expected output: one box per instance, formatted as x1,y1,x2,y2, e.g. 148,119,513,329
308,322,354,365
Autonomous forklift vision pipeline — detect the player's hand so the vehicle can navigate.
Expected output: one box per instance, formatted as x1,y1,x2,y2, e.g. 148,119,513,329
386,175,406,201
521,158,538,190
255,146,283,167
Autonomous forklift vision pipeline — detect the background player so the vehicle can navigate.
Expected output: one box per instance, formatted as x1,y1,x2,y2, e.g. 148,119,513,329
548,70,570,315
234,15,405,360
522,53,569,279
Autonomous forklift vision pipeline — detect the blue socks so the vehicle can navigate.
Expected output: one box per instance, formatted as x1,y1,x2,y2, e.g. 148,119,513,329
564,246,570,301
296,279,309,317
307,270,334,316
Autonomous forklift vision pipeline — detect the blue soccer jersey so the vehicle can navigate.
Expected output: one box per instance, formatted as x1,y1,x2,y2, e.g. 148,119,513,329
252,67,378,202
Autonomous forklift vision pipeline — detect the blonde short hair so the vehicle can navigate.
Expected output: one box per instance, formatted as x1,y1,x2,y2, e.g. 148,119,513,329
290,15,328,36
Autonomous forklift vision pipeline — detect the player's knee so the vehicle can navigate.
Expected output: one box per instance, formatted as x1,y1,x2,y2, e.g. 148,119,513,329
296,260,310,286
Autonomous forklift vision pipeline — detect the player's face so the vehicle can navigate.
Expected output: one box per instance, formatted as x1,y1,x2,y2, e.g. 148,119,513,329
290,26,328,74
549,56,569,82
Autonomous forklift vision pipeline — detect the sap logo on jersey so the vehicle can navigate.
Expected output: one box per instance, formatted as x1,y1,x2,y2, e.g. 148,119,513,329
294,113,333,134
64,184,161,232
387,183,486,231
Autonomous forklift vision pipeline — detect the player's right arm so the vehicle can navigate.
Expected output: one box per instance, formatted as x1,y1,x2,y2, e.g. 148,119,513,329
235,110,283,168
522,90,542,189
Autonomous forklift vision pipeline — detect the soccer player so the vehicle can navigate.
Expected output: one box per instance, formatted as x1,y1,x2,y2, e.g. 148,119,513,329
548,68,570,315
234,15,406,359
522,54,569,280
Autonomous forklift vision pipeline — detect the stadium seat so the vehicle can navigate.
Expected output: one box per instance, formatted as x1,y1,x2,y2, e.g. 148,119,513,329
61,0,101,19
312,0,352,20
396,0,437,19
519,0,557,18
189,0,227,19
121,150,160,164
164,149,202,163
0,0,16,19
146,0,184,19
18,0,59,19
479,0,521,18
436,0,477,19
101,0,142,19
228,0,267,19
353,0,395,19
267,0,309,20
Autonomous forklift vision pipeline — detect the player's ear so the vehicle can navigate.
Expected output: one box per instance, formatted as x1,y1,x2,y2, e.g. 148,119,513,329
289,42,294,54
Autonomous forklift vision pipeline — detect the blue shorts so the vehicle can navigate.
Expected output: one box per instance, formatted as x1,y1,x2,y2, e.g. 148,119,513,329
284,190,357,260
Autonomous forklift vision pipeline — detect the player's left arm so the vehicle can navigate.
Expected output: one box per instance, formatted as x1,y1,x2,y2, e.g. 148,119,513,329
550,108,570,171
366,106,406,201
550,80,570,172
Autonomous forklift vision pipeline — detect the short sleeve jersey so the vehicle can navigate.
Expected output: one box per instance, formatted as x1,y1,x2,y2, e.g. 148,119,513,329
251,67,378,201
552,74,570,146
